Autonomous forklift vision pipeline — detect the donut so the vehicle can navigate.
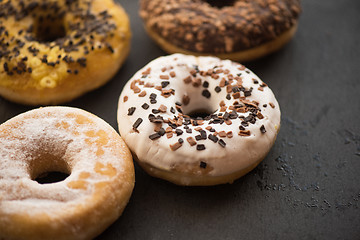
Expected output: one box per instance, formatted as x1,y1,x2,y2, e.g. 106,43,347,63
0,107,135,240
117,54,280,186
0,0,131,105
139,0,301,62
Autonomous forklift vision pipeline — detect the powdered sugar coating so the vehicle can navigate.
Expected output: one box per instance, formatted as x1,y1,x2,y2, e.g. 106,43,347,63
0,106,134,239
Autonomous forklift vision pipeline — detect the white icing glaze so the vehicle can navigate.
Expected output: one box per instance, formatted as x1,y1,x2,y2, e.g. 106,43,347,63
0,106,132,220
117,54,280,179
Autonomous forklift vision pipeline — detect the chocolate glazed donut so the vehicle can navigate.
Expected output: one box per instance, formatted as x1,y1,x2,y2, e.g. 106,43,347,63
140,0,301,61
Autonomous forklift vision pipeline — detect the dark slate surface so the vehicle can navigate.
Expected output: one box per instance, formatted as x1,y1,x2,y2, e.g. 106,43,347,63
1,0,359,239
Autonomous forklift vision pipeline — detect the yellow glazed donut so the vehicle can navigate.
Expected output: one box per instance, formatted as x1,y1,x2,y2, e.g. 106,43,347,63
0,107,135,240
140,0,301,62
0,0,131,105
117,54,281,186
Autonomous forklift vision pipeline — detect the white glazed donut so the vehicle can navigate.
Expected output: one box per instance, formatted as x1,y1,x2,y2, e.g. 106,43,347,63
117,54,280,186
0,107,134,240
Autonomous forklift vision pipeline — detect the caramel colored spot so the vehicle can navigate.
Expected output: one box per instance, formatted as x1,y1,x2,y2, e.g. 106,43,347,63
84,130,109,155
55,121,70,129
67,180,88,190
66,113,94,125
95,182,108,190
96,148,104,156
79,172,90,179
72,131,80,136
95,162,117,177
85,130,96,137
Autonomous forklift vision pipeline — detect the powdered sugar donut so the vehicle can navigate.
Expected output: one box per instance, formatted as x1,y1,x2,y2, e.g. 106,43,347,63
0,107,134,240
117,54,280,186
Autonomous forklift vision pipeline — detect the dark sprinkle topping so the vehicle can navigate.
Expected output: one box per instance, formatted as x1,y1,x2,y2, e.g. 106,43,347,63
244,90,252,97
200,161,207,169
106,43,114,53
158,128,166,136
226,94,231,100
232,86,240,93
149,132,161,140
150,93,157,100
170,107,176,114
132,118,143,129
178,138,184,144
152,109,160,114
215,86,221,93
161,81,170,88
127,107,136,116
175,129,183,136
218,139,226,148
202,89,211,98
202,81,209,88
142,103,149,109
197,144,206,151
208,134,218,143
200,130,207,140
260,125,266,133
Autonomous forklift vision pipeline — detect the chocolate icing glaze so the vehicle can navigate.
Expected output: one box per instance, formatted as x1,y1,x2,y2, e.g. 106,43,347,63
140,0,301,53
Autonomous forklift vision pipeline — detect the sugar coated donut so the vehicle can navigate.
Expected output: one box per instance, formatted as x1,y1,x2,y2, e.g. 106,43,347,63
0,0,131,105
0,107,135,240
140,0,301,62
117,54,280,186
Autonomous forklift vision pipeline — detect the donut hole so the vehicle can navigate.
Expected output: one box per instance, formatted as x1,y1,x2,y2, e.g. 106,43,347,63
181,97,217,119
30,153,71,184
187,109,214,120
203,0,236,9
35,172,70,184
33,15,66,42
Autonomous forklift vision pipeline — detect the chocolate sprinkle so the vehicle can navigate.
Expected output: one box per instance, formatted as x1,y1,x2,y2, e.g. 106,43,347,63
260,125,266,133
197,144,206,151
127,107,136,116
142,103,150,109
161,81,170,88
200,161,207,168
158,128,166,136
208,134,219,143
218,139,226,148
202,89,211,98
149,132,161,140
170,107,176,114
133,118,143,129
